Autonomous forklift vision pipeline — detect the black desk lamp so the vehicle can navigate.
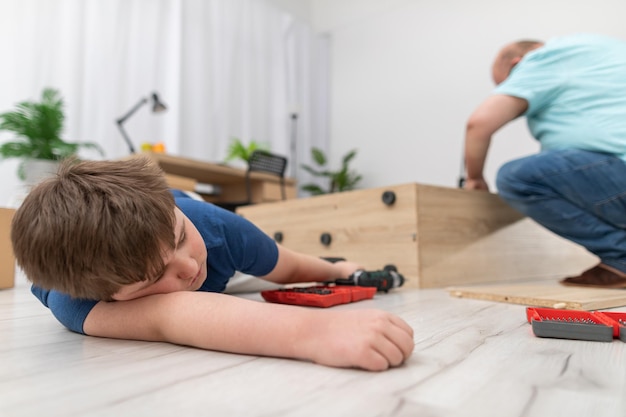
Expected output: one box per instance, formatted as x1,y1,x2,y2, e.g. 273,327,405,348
116,92,167,154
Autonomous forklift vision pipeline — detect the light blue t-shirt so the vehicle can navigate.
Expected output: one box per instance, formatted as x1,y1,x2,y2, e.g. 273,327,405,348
494,33,626,159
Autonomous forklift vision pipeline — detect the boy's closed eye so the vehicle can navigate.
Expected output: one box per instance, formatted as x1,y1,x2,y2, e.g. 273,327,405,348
145,218,187,283
177,222,186,247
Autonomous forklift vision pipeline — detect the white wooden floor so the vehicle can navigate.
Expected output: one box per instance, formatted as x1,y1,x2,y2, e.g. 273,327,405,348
2,271,626,417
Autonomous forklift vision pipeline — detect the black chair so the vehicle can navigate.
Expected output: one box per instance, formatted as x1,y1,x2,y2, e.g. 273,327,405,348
217,150,288,212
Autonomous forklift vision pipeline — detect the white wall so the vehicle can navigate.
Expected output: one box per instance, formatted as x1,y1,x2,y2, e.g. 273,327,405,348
267,0,311,23
3,0,626,205
314,0,626,190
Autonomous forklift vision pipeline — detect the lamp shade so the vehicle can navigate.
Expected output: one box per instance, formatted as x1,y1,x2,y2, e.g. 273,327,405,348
151,93,167,113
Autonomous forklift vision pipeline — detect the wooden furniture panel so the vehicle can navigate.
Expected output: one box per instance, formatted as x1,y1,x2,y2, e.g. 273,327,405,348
0,208,15,289
448,282,626,311
237,183,598,288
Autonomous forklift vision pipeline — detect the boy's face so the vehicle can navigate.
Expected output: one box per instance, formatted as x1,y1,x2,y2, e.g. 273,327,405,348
111,208,208,301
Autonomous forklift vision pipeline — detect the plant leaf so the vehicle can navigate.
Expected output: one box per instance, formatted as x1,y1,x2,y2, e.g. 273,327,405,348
341,149,358,166
300,184,326,195
0,87,103,165
311,147,326,166
224,137,269,162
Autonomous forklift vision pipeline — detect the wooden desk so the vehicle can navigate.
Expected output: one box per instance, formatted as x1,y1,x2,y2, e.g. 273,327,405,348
141,153,297,204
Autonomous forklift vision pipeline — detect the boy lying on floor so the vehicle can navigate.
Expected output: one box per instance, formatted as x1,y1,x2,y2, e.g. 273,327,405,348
11,157,414,371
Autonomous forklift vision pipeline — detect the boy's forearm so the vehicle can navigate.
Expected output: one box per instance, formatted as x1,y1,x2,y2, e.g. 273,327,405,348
84,291,414,371
159,293,415,370
86,292,308,359
261,245,361,284
155,292,312,359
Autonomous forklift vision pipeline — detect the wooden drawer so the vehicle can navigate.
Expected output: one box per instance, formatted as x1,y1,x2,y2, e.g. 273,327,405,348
237,183,597,288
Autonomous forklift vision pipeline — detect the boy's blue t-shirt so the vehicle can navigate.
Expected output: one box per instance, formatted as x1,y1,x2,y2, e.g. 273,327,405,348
494,33,626,159
31,193,279,334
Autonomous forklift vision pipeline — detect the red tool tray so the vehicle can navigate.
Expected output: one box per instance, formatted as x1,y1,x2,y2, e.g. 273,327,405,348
526,307,626,342
261,285,377,308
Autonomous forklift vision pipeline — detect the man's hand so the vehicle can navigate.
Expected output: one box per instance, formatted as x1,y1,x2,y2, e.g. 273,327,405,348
299,309,415,371
463,178,490,191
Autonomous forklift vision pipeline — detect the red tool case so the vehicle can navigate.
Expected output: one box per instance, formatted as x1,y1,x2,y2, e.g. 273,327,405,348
261,285,377,308
526,307,626,342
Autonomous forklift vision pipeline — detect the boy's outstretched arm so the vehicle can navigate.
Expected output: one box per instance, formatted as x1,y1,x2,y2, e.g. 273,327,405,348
83,292,415,371
259,245,362,284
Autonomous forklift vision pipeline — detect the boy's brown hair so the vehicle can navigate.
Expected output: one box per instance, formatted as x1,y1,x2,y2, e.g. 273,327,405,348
11,157,177,300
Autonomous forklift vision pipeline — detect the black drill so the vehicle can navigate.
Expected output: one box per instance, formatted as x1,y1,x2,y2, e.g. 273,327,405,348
334,266,405,292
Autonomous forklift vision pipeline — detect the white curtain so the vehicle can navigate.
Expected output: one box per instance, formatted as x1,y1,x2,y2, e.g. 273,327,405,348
0,0,329,203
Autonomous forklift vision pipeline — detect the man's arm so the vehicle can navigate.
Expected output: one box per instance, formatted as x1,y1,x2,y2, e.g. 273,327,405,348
464,94,528,190
83,291,414,371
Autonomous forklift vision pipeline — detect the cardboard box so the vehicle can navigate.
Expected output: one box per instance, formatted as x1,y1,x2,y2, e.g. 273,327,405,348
237,183,597,289
0,207,16,289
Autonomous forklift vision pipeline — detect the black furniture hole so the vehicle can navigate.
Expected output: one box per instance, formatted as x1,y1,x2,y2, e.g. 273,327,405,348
382,191,396,206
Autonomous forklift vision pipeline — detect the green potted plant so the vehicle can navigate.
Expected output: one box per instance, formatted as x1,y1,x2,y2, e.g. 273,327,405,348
300,147,362,195
224,137,269,165
0,88,103,183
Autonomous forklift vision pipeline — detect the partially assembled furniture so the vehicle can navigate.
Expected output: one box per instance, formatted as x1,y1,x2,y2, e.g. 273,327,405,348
237,183,598,289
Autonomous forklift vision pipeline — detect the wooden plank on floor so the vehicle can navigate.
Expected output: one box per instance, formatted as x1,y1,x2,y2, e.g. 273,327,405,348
447,281,626,311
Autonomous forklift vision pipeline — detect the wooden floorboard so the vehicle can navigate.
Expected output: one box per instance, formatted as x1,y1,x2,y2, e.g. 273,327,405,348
2,271,626,416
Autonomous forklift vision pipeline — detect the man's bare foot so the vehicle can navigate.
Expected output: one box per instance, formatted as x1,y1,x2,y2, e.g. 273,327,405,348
560,264,626,288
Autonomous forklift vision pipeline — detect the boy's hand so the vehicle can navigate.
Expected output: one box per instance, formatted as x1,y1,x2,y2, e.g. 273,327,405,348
299,309,414,371
332,260,363,279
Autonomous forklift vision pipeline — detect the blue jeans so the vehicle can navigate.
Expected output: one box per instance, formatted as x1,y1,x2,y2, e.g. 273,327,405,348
496,149,626,274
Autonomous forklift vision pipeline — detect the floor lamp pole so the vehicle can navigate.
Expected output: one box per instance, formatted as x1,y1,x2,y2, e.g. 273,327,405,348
289,112,298,179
